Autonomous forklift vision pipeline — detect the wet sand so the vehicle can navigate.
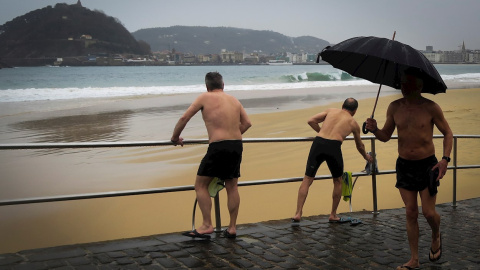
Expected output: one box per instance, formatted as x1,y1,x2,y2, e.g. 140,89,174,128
1,85,480,253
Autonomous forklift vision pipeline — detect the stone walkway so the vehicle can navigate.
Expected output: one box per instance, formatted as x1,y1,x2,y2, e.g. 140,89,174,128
1,198,479,269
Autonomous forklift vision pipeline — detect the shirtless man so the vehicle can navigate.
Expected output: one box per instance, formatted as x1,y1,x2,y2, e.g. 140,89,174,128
292,98,373,225
366,68,452,270
171,72,252,239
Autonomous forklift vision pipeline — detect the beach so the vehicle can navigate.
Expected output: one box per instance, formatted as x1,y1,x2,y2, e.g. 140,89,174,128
1,84,480,253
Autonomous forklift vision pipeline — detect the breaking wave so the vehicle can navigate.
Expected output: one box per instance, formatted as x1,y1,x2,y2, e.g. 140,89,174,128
280,71,360,82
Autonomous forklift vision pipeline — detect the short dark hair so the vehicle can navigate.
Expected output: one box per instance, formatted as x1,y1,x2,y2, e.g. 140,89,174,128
205,72,224,90
342,98,358,112
402,67,424,88
403,67,424,79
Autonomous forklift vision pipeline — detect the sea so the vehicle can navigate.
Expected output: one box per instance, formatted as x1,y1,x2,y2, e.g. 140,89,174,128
1,64,480,102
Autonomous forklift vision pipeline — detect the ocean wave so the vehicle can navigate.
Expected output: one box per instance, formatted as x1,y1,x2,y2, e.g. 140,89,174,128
441,73,480,82
279,71,360,83
0,80,375,102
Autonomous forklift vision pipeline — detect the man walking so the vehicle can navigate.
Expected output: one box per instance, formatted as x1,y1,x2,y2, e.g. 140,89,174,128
366,68,452,270
292,98,373,224
171,72,252,239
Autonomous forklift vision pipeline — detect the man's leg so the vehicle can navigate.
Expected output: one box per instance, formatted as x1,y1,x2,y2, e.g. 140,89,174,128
419,188,441,261
399,188,420,268
292,175,315,221
224,178,240,235
329,176,342,221
194,175,215,234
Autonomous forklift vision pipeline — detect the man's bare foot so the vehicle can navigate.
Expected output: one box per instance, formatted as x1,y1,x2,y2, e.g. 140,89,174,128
195,225,214,235
329,214,339,221
395,264,420,270
395,259,419,270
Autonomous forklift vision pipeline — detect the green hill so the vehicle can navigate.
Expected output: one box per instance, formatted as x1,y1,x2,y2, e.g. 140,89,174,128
132,26,330,55
0,3,150,59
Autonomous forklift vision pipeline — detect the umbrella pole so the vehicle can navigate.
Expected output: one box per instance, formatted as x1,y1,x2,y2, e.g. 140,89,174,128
362,83,382,133
371,84,383,118
362,31,396,134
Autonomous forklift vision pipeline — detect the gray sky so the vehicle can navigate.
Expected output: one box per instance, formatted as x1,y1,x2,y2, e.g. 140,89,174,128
1,0,479,51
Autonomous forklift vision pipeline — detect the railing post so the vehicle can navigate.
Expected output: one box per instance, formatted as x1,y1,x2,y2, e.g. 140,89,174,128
214,193,222,232
192,199,198,231
452,137,458,208
371,138,379,215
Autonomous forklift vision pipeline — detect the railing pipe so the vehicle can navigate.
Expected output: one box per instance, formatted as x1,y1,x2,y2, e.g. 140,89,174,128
370,138,379,215
214,195,222,232
453,137,458,207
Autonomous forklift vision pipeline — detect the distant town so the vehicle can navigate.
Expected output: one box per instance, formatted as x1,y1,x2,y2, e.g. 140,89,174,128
52,40,479,67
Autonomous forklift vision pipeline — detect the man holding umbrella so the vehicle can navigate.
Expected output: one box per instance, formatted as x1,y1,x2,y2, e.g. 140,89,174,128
320,35,453,269
366,67,453,269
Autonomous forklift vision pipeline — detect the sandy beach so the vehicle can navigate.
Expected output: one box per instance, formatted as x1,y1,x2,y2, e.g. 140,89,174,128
1,84,479,253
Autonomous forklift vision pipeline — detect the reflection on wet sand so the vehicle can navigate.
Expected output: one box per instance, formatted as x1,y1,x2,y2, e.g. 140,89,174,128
7,110,134,156
10,110,134,143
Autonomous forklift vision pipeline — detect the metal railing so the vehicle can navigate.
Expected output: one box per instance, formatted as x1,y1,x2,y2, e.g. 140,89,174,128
1,135,480,230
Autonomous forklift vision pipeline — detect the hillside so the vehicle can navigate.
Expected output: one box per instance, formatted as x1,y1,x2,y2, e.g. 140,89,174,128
132,26,330,55
0,3,150,59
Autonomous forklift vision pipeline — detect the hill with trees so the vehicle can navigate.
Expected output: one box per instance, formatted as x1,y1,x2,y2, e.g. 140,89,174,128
132,26,330,55
0,2,150,63
0,2,331,66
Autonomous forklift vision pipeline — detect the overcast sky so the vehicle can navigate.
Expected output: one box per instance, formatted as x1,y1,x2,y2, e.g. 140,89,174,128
1,0,479,51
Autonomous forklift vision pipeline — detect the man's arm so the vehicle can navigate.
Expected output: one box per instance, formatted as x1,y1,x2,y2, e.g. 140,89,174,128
239,105,252,134
366,103,396,142
171,96,203,146
431,103,453,180
307,111,327,133
352,121,373,163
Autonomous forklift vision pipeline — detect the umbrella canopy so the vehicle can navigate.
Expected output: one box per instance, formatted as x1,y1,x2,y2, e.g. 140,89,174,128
319,36,447,94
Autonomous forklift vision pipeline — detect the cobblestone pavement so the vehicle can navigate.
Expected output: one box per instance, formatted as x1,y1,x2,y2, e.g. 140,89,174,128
1,198,479,269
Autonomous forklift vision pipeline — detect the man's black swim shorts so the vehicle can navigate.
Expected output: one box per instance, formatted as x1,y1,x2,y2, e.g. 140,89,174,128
305,137,343,178
197,140,243,180
395,155,438,191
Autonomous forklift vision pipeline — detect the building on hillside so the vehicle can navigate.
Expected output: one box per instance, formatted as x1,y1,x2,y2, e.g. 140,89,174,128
243,53,259,64
183,54,196,64
220,50,243,63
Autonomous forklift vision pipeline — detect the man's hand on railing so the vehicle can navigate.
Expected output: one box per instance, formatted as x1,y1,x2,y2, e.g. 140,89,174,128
171,136,184,147
365,153,374,163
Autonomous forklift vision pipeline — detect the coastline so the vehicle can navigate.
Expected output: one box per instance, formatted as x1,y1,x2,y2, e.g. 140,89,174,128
1,85,479,253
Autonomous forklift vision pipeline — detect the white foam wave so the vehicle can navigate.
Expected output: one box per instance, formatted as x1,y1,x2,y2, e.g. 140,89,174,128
0,80,375,102
442,73,480,82
1,72,479,103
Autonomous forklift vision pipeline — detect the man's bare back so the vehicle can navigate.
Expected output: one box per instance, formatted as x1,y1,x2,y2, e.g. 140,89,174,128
307,99,371,162
313,108,360,142
197,91,248,142
171,89,250,146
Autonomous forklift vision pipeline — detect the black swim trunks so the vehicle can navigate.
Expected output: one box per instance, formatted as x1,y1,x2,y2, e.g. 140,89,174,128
395,155,438,191
305,137,343,178
197,140,243,180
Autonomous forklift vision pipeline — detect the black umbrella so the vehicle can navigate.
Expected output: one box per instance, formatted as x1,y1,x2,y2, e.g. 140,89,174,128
317,33,447,133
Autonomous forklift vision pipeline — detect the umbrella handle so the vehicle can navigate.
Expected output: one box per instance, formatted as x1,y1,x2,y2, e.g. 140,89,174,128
362,122,369,134
363,113,375,134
